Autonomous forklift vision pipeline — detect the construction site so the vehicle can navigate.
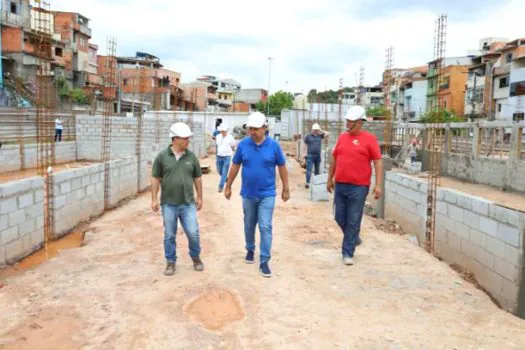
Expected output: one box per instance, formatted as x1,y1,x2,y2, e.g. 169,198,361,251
1,3,525,349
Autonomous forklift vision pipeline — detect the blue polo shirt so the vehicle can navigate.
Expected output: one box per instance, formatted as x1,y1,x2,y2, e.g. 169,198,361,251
232,137,286,198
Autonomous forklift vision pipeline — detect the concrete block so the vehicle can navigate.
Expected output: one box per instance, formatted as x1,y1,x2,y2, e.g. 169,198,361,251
36,215,44,229
471,198,490,216
31,177,44,189
455,222,470,240
1,226,19,244
0,246,5,264
8,209,25,227
476,246,495,270
0,179,32,197
463,210,482,231
497,224,520,247
503,244,522,267
479,216,498,237
483,235,506,260
437,188,445,201
18,219,35,236
5,239,23,260
460,238,477,259
447,204,464,222
501,278,519,306
489,205,520,227
72,178,82,190
443,190,458,204
436,201,447,215
0,197,18,214
34,189,43,203
310,184,330,202
448,232,461,249
0,215,8,231
311,174,328,185
478,267,503,299
54,195,66,209
18,192,34,209
494,256,517,282
60,182,72,194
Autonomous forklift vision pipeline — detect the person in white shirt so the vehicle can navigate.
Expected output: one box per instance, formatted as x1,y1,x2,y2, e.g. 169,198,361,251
55,117,63,142
216,124,237,192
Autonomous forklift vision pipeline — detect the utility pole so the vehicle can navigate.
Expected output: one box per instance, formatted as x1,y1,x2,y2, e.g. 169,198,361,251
267,57,272,116
470,73,477,122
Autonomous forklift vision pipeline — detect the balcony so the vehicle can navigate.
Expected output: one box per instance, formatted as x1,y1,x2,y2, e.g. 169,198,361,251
1,10,30,28
78,24,92,38
494,65,511,76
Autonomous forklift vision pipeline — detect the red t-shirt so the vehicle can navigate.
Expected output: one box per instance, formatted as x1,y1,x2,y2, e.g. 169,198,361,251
332,131,382,186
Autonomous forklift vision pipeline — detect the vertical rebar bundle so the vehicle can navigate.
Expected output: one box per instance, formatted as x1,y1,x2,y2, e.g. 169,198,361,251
102,37,117,209
16,78,26,169
384,46,395,156
136,62,147,192
425,13,447,254
33,0,55,251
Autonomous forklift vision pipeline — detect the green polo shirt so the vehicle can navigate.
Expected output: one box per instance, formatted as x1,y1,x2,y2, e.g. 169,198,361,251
152,145,202,206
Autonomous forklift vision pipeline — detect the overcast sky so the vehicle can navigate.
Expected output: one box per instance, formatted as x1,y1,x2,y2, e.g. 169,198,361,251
51,0,524,93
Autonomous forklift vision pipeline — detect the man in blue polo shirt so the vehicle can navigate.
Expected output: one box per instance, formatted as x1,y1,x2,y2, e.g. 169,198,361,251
224,111,290,278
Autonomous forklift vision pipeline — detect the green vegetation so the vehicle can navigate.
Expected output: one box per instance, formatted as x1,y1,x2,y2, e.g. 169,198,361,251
366,105,391,119
419,109,466,123
255,90,294,116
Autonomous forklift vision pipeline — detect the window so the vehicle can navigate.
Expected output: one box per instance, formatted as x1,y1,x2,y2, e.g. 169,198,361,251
123,79,128,86
499,77,509,88
510,81,525,97
506,53,512,63
10,2,17,14
513,113,524,122
55,47,63,57
497,104,502,112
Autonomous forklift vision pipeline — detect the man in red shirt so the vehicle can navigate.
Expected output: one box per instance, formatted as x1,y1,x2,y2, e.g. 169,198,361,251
327,105,383,265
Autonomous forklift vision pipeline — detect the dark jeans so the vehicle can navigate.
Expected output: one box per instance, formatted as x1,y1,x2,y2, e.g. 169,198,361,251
334,183,369,258
306,153,321,184
55,129,62,142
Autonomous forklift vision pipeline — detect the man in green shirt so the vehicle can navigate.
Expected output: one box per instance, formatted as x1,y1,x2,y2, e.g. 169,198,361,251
151,122,204,276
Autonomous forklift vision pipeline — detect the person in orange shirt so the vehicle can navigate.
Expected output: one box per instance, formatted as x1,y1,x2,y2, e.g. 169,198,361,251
327,105,383,265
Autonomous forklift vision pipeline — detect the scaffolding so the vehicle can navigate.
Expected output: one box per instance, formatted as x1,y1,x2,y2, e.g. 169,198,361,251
33,0,55,256
425,13,447,254
101,37,117,210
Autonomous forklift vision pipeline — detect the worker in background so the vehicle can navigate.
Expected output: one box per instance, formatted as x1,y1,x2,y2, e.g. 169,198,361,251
327,105,383,266
55,117,63,142
151,122,204,276
215,123,237,193
224,111,290,278
302,123,330,188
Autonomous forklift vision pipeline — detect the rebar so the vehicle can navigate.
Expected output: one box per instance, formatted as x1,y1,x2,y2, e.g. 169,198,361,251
101,37,117,209
136,61,147,192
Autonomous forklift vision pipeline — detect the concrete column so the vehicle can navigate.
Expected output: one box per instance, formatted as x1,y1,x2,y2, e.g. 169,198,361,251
509,124,522,161
376,156,394,219
472,125,481,158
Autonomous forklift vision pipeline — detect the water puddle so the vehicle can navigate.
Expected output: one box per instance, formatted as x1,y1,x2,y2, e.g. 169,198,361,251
0,231,85,281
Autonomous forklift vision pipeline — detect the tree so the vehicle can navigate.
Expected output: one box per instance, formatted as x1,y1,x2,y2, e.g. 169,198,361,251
70,88,89,105
256,90,294,116
366,105,391,119
419,109,465,123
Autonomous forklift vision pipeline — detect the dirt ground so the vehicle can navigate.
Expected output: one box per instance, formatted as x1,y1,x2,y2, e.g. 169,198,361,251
1,152,525,349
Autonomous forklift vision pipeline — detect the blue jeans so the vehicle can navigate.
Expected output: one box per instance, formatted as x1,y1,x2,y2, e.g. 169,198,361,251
242,196,275,263
216,156,231,190
161,203,201,263
306,154,321,184
334,183,369,258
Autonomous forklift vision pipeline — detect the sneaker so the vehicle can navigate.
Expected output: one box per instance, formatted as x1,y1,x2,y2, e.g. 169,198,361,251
305,184,310,189
163,262,176,276
245,250,255,264
260,262,272,277
192,257,204,271
343,257,354,265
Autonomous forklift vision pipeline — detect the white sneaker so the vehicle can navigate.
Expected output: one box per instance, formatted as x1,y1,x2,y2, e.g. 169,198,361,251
343,257,354,265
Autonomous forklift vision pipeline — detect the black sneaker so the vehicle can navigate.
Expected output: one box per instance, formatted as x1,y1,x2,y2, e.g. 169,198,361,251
245,250,255,264
259,262,272,278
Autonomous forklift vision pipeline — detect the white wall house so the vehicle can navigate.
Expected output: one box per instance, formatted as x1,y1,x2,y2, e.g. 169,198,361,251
404,80,428,121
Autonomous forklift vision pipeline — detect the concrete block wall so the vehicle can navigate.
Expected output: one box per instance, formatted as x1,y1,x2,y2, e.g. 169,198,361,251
0,141,77,173
0,177,45,265
53,164,105,238
76,115,206,163
441,154,525,193
376,171,525,314
107,157,148,207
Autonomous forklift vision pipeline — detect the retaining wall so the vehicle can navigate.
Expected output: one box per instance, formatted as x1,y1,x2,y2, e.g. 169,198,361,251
0,141,77,172
0,156,149,265
371,171,525,314
76,115,206,163
0,177,45,265
441,154,525,194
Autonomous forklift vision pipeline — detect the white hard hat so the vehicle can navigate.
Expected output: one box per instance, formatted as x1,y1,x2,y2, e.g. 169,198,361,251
345,105,367,121
218,123,229,131
312,123,321,130
169,122,193,138
246,111,267,128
